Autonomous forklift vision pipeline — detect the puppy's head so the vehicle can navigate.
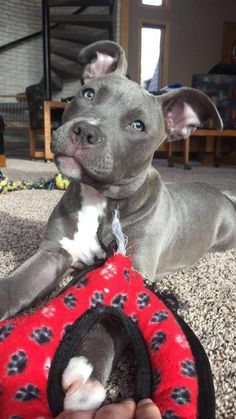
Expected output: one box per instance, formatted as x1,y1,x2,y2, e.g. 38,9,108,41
52,41,222,190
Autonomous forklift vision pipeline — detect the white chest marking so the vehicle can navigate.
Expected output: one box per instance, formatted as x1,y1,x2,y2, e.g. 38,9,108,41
60,184,107,265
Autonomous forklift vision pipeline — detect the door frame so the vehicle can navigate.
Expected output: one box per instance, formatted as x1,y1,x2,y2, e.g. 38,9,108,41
137,18,170,88
139,0,171,11
119,0,169,88
120,0,130,59
222,21,236,63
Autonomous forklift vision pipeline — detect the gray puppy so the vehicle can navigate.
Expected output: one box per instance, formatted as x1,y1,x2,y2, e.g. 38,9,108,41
0,41,235,411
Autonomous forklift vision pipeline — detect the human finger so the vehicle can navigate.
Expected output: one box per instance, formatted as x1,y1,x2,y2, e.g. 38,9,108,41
135,399,162,419
56,410,96,419
95,399,136,419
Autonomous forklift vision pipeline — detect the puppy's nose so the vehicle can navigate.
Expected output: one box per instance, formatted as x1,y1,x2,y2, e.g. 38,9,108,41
72,121,99,145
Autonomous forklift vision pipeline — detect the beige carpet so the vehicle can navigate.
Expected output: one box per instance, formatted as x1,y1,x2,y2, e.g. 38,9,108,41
0,158,236,419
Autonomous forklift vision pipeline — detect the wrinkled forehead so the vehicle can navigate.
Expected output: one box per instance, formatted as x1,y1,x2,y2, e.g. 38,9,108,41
81,74,157,108
63,74,162,128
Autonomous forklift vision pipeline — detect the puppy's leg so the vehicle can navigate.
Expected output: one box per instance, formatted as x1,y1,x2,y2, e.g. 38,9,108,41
0,246,72,320
62,319,128,411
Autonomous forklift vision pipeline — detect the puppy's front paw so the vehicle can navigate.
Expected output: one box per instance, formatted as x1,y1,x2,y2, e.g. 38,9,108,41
62,356,106,411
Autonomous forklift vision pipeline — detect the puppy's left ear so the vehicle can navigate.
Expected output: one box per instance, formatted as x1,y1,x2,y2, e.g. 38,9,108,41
78,41,127,80
160,88,223,141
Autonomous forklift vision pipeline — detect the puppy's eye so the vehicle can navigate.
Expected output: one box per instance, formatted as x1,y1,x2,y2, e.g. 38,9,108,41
131,120,145,132
83,88,95,100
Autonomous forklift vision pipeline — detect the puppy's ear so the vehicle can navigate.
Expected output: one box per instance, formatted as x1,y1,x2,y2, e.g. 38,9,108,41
78,41,127,80
160,88,223,141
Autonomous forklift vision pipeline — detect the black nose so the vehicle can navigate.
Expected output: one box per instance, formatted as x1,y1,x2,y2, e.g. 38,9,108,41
72,121,99,145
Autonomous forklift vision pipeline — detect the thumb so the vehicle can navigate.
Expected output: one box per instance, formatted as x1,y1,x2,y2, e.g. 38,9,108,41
135,399,162,419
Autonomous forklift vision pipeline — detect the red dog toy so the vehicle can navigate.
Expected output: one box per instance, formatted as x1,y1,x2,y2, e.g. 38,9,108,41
0,253,215,418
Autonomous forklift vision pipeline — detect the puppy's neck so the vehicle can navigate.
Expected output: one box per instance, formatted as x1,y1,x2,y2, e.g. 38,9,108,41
102,171,148,200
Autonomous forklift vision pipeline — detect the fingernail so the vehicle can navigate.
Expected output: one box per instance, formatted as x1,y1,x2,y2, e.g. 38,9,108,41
137,398,153,407
122,398,136,404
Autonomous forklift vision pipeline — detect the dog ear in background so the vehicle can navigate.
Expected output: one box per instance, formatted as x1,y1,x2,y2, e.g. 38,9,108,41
160,87,223,141
78,40,128,80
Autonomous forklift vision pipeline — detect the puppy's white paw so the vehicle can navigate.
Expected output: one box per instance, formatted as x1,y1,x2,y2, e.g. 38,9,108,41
64,378,106,411
62,356,106,411
62,356,93,391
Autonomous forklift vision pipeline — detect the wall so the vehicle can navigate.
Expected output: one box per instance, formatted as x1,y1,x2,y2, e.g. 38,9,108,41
0,1,121,97
127,0,236,87
2,0,235,94
0,0,43,95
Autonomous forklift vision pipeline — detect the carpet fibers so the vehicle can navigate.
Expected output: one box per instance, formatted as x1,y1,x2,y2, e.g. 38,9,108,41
0,158,235,418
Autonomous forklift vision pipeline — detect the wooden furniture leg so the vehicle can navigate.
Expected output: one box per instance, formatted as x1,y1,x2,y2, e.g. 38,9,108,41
213,136,222,167
0,125,6,167
184,137,191,169
167,138,191,169
28,128,44,159
0,154,6,167
44,101,53,161
29,127,36,158
167,141,174,167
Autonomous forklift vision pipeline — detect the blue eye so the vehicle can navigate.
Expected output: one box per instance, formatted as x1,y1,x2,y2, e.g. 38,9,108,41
131,120,145,132
83,88,95,100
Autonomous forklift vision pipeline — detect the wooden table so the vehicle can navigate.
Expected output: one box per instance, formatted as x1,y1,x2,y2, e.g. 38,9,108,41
167,129,236,168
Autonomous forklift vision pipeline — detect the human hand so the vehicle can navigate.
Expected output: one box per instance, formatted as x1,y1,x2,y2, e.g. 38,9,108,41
56,398,162,419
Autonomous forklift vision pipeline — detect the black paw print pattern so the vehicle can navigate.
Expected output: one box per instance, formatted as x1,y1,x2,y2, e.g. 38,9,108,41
0,323,14,342
30,326,53,344
90,291,104,307
152,369,161,391
180,360,197,378
123,269,130,282
162,410,179,419
8,350,27,375
151,310,168,323
75,275,89,288
171,387,191,405
151,331,166,352
64,292,77,309
137,292,150,309
112,294,127,310
15,384,40,401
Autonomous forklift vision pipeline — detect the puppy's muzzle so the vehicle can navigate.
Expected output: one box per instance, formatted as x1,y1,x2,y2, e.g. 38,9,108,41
71,121,101,147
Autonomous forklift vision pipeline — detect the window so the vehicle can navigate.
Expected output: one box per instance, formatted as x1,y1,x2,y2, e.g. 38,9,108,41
141,26,162,91
142,0,163,5
141,0,171,9
139,20,169,91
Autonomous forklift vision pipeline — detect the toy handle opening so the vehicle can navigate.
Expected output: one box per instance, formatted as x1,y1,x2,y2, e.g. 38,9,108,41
47,305,152,416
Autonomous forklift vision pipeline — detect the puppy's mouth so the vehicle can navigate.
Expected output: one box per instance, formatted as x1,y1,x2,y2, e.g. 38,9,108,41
54,154,82,180
54,154,101,183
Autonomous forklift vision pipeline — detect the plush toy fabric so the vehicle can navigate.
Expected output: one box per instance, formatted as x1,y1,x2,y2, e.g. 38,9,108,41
0,253,214,419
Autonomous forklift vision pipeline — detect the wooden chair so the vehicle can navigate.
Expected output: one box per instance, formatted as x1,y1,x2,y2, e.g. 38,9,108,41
29,101,67,161
0,115,6,167
0,155,6,167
